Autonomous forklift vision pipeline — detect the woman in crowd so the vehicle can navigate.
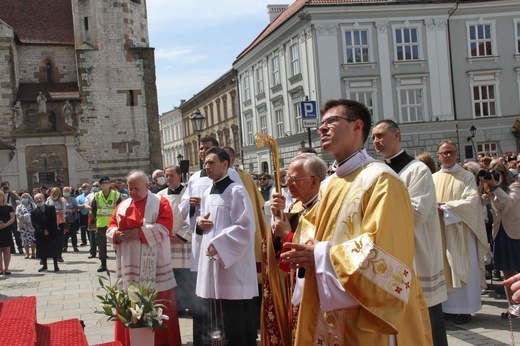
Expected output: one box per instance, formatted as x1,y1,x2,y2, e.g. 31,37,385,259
16,193,37,259
0,190,15,275
62,186,79,253
480,162,520,318
46,187,66,262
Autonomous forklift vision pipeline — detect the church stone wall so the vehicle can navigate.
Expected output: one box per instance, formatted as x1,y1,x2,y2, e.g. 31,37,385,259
73,0,157,179
16,45,77,83
0,22,16,139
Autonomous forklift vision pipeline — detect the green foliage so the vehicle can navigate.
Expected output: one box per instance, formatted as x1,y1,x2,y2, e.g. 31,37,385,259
95,274,169,330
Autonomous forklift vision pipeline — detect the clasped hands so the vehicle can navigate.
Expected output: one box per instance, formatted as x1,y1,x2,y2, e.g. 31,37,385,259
115,228,140,242
280,238,319,270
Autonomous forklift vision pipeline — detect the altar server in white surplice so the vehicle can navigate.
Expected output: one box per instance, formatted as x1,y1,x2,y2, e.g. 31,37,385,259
196,147,258,346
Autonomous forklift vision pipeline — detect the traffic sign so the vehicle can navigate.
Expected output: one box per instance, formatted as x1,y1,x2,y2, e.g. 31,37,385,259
301,100,317,128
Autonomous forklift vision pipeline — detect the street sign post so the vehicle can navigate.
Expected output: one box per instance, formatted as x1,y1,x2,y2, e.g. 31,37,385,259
300,100,317,128
300,100,317,147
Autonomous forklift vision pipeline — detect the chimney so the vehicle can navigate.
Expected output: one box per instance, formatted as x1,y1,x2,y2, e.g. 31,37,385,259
267,4,289,23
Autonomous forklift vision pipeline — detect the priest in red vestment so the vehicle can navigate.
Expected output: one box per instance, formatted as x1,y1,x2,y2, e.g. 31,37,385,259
107,170,181,346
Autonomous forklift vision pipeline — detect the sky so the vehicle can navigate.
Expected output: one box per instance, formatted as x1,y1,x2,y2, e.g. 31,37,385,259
147,0,285,114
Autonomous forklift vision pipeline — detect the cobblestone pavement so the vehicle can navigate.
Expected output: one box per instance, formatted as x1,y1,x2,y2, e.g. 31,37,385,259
0,244,519,345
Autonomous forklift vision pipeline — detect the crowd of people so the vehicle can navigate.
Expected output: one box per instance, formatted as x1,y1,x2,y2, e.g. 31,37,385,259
2,98,520,345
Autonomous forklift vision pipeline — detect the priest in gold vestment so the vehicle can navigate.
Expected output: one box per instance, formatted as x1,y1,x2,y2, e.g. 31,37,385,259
433,140,488,324
281,99,432,345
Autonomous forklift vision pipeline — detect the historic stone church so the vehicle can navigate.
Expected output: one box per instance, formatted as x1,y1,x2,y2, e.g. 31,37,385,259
0,0,162,190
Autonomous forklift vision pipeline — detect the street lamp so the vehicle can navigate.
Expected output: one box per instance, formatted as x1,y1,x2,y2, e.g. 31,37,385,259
177,153,183,164
300,140,306,148
467,125,478,159
190,109,206,169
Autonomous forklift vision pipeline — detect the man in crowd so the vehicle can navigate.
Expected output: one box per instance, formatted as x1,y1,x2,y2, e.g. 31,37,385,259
258,173,272,202
264,153,327,345
196,147,257,346
157,165,192,315
31,193,59,272
179,135,219,346
149,169,167,193
107,171,181,346
280,99,432,344
372,119,448,344
76,183,90,246
91,176,121,272
2,181,21,254
433,140,488,324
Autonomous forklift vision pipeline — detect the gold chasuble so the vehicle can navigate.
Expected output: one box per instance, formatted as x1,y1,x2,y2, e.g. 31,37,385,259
295,162,432,346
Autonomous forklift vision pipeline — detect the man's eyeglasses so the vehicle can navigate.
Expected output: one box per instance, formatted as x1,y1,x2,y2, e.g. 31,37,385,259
316,116,357,130
438,151,457,157
259,177,268,181
283,175,315,184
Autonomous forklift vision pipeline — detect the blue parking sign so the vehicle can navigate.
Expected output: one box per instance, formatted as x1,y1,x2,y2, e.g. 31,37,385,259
300,101,317,128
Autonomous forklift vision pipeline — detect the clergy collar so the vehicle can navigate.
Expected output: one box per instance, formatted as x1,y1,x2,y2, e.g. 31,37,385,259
210,175,234,194
384,149,404,163
384,150,414,174
333,148,375,177
167,184,183,195
441,163,462,173
302,194,318,209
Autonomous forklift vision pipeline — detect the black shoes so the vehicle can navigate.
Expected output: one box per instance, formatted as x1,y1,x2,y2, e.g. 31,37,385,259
88,255,96,259
453,314,472,324
97,266,107,273
53,266,60,272
57,258,64,263
73,248,79,252
38,266,48,272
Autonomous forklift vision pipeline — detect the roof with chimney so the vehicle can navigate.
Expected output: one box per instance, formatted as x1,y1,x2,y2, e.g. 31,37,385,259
0,0,74,45
235,0,449,60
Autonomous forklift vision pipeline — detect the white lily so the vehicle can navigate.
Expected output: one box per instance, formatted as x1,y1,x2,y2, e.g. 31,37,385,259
129,304,144,325
152,307,169,326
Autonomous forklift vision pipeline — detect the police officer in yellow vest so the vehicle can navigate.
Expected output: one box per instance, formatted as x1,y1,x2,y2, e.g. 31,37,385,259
91,176,121,272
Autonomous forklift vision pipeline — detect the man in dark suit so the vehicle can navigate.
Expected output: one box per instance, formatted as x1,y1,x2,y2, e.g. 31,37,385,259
31,193,59,272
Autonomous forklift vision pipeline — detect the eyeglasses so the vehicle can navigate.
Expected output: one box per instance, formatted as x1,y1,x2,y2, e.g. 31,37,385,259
259,177,268,181
438,151,457,157
316,116,357,130
283,175,316,184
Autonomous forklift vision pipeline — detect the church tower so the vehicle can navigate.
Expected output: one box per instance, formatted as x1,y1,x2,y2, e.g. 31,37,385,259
71,0,162,179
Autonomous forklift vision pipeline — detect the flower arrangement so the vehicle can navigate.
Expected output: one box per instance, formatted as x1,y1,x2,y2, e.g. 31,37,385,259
96,274,169,330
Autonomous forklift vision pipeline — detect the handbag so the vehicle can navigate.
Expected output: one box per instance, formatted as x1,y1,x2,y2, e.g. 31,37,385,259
87,211,97,230
65,212,77,224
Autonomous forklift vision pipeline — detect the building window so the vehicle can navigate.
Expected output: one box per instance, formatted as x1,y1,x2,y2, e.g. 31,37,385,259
294,102,303,134
275,109,284,138
272,55,280,86
46,62,53,82
467,22,494,57
259,113,267,134
469,70,501,118
129,90,135,106
290,44,300,76
256,66,264,94
399,89,423,123
84,17,89,31
477,142,498,157
246,120,253,146
349,91,375,117
243,75,251,102
515,19,520,55
344,29,369,63
473,84,496,117
394,27,419,61
344,77,378,122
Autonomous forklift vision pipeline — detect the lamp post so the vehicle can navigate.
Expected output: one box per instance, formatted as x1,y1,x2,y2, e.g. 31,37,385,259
467,125,477,160
190,109,206,169
177,153,183,164
300,140,306,148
